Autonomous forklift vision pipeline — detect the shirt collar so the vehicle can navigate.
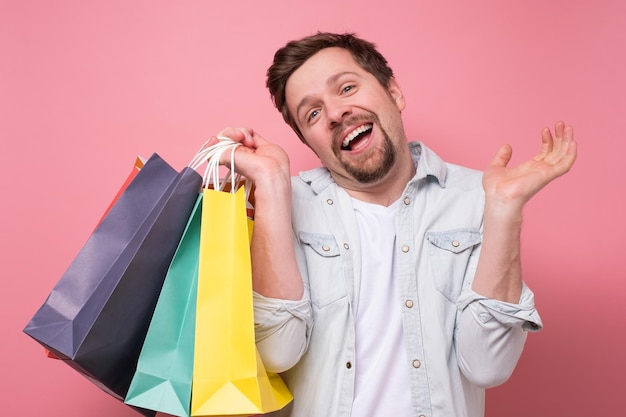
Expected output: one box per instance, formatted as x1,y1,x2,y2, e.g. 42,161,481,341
409,141,447,187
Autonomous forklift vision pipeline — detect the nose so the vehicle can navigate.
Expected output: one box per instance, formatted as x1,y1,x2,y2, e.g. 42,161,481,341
326,98,351,128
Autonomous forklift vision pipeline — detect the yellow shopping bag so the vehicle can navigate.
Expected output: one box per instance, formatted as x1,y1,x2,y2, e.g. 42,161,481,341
191,162,292,416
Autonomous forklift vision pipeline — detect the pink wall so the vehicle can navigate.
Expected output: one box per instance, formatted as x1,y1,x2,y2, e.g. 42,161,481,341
2,1,624,415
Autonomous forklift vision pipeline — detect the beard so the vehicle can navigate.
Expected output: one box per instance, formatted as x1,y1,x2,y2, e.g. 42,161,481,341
332,115,397,184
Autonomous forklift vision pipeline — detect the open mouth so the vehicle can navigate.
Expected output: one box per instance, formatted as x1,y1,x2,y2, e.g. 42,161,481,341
341,124,373,151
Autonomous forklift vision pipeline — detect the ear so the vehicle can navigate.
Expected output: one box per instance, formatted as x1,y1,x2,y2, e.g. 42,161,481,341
387,77,406,112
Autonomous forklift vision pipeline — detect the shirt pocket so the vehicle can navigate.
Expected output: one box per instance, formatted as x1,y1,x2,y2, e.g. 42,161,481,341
298,231,347,308
425,228,481,302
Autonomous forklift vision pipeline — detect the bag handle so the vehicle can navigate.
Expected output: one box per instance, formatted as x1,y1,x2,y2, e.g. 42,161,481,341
189,137,249,196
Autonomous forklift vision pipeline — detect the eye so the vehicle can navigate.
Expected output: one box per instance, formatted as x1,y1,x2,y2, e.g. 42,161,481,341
307,109,320,121
341,85,354,94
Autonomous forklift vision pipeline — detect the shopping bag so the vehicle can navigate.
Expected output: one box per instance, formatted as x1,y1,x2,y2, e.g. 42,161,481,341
46,155,145,361
124,193,203,417
23,152,202,415
191,139,292,416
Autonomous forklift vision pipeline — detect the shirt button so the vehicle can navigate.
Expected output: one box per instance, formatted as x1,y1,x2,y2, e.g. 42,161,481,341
451,240,460,247
326,199,334,205
419,415,426,417
403,196,410,205
401,245,410,253
322,245,330,252
412,359,421,368
343,243,350,250
346,361,352,369
405,300,414,308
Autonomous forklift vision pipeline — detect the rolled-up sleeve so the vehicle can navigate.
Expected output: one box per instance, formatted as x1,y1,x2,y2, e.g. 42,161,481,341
254,291,313,373
457,282,543,331
454,282,542,388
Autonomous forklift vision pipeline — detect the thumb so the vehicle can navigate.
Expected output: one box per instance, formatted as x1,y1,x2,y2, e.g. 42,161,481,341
490,144,513,168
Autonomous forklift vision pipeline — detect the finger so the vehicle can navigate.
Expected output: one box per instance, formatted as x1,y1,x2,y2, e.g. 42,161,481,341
545,122,574,162
563,124,574,142
537,126,554,159
558,125,577,169
247,130,271,148
546,124,577,175
566,135,577,162
227,145,273,181
490,144,513,168
554,121,565,140
206,136,220,147
551,121,566,151
217,127,254,144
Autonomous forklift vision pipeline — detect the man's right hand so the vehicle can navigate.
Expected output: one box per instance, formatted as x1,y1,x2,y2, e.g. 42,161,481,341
212,127,292,189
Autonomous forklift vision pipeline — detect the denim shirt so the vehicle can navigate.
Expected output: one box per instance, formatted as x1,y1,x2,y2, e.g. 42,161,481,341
254,142,542,417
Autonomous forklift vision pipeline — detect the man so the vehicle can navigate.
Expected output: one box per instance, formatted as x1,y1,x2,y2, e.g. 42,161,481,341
215,32,577,417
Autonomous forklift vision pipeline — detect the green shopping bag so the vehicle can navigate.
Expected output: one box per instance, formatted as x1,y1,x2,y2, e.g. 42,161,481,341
124,194,202,416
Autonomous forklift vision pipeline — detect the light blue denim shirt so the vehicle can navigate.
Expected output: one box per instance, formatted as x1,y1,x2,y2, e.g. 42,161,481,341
254,142,542,417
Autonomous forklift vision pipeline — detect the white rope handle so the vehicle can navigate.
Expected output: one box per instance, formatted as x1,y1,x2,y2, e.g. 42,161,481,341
189,136,243,193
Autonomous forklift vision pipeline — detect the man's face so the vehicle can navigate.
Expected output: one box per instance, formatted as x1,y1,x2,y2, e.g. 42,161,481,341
285,47,407,189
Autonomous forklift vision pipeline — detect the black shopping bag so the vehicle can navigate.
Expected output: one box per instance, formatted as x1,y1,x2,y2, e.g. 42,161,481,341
24,153,202,415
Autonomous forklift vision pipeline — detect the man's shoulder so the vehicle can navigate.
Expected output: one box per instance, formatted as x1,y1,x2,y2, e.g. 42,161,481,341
291,167,332,198
443,162,484,191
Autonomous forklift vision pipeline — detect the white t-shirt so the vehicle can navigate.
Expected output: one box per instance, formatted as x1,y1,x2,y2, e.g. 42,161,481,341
351,198,413,417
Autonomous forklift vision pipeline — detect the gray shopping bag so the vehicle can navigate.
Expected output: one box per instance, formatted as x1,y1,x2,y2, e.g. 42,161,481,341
24,153,202,416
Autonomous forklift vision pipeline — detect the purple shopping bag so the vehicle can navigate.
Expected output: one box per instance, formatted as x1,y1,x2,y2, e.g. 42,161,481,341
24,153,202,415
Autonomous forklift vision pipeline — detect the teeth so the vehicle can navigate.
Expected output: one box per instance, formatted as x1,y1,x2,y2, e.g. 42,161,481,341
342,124,373,148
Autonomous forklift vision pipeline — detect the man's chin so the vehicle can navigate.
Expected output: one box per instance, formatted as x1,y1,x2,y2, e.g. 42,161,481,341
345,164,394,185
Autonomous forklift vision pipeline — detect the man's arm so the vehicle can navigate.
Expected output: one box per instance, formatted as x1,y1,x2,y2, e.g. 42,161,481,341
213,128,310,372
471,121,577,302
455,122,575,386
214,127,304,300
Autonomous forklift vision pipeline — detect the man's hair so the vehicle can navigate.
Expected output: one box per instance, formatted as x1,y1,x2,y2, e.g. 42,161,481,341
266,32,395,142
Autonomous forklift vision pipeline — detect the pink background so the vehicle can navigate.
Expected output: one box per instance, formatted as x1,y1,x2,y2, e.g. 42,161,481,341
2,1,624,415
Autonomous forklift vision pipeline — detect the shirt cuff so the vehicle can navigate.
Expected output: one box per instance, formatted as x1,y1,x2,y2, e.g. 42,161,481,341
457,282,543,332
253,291,313,342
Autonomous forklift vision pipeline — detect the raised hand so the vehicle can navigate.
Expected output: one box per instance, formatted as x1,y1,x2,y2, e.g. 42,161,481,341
210,127,291,187
482,121,577,210
473,121,577,302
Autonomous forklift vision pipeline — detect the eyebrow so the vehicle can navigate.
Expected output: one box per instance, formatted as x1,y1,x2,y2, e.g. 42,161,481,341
295,71,360,120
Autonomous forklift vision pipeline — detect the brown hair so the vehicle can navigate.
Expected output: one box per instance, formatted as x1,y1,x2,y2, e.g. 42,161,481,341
266,32,395,142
